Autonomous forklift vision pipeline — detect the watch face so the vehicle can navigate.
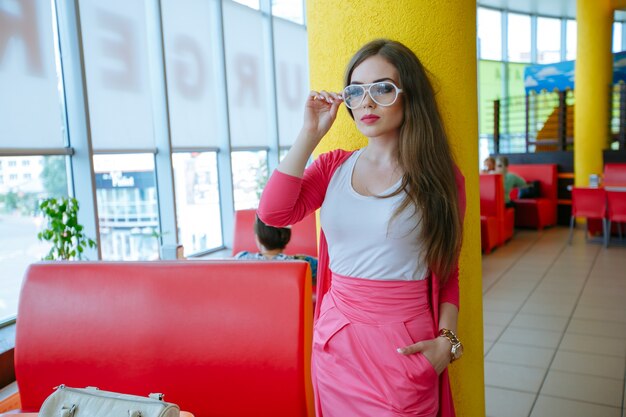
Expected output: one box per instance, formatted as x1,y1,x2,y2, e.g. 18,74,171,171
452,343,463,359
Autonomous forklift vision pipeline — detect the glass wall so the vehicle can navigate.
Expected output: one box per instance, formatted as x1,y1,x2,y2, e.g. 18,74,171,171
94,154,159,261
537,17,561,63
0,0,308,324
477,7,625,162
0,156,69,322
477,8,502,60
172,152,222,253
507,13,531,62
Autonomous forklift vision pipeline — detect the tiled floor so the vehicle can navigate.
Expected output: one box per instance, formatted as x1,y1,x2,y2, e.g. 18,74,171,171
482,226,626,417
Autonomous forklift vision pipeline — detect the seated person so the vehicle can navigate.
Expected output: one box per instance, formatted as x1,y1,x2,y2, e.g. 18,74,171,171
496,156,527,208
481,156,496,173
235,216,318,284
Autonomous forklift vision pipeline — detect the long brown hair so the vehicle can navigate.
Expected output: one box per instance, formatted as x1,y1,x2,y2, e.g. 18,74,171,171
344,39,462,282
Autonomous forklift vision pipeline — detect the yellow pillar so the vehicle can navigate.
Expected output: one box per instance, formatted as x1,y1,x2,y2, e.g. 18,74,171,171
575,0,614,186
307,1,484,416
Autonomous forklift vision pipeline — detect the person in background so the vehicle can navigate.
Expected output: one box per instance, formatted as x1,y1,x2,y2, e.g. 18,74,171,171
495,156,527,207
481,156,495,173
234,216,318,284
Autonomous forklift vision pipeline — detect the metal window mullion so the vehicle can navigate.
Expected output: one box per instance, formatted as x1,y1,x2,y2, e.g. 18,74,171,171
560,18,567,62
530,14,537,63
54,0,100,260
0,148,74,156
214,0,235,249
501,10,507,62
260,0,280,173
501,12,508,147
146,0,178,251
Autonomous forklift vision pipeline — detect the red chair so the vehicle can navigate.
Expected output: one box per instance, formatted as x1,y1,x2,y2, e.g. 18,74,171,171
569,188,608,246
603,163,626,186
508,164,558,230
607,191,626,245
232,209,318,257
479,174,514,253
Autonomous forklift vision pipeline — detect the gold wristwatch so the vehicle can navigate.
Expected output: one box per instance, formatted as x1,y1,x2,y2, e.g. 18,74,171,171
438,328,463,362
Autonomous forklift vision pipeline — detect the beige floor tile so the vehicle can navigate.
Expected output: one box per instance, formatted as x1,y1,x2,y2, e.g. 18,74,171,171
491,279,537,292
484,362,546,393
534,281,583,295
483,324,506,342
499,327,563,349
573,305,626,323
566,318,626,339
482,226,626,417
559,332,626,358
509,313,569,332
540,370,623,407
484,339,495,355
486,342,554,368
485,387,535,417
550,350,625,380
529,396,621,417
483,310,516,327
519,301,576,317
483,298,524,313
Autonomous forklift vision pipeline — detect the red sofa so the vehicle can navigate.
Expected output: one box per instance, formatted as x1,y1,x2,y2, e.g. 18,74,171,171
232,209,318,257
508,164,558,230
480,174,514,253
5,261,314,417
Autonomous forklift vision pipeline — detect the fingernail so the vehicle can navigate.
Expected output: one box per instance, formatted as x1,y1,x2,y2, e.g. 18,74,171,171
396,348,405,354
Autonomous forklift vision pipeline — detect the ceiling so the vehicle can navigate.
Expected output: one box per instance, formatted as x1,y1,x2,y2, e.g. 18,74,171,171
478,0,626,22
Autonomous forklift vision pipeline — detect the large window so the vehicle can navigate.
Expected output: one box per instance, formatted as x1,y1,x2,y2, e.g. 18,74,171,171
231,150,268,210
94,154,159,261
172,152,222,254
507,13,531,62
566,19,577,60
0,156,69,322
1,0,309,326
537,17,561,64
614,22,623,52
478,8,502,60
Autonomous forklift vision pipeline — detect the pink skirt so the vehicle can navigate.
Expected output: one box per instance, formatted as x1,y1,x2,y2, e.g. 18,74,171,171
312,273,439,417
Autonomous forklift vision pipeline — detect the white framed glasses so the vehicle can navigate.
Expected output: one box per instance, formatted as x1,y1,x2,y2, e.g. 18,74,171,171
342,82,403,109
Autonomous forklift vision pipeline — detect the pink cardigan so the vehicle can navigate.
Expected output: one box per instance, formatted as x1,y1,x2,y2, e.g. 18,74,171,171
258,148,466,417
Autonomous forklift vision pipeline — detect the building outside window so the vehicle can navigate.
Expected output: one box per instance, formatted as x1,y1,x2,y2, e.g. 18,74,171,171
172,152,223,254
231,150,268,210
0,156,69,322
94,154,160,261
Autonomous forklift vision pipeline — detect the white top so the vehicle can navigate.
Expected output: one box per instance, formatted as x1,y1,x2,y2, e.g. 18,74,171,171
320,149,429,281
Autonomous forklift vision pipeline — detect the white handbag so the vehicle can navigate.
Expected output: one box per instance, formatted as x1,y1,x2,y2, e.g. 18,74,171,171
39,385,180,417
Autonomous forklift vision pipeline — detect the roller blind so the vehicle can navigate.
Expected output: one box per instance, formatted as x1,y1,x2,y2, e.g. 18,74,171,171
0,0,65,149
223,1,269,148
162,0,224,149
79,0,155,151
273,17,308,147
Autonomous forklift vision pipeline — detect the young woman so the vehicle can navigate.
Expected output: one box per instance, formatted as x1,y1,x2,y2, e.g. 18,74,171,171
258,39,465,417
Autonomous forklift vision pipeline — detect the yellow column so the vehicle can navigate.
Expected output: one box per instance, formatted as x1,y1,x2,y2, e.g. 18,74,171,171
308,1,483,416
575,0,614,186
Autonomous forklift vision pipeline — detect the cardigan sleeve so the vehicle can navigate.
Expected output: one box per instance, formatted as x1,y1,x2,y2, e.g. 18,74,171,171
438,166,466,308
257,149,352,227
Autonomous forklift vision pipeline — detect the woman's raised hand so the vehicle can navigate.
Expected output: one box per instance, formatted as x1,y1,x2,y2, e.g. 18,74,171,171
301,90,343,143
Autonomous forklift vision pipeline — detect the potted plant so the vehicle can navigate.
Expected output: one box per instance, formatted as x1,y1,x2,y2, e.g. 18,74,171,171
37,197,97,260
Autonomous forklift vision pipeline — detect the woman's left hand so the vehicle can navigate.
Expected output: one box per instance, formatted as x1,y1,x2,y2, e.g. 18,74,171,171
397,336,451,375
